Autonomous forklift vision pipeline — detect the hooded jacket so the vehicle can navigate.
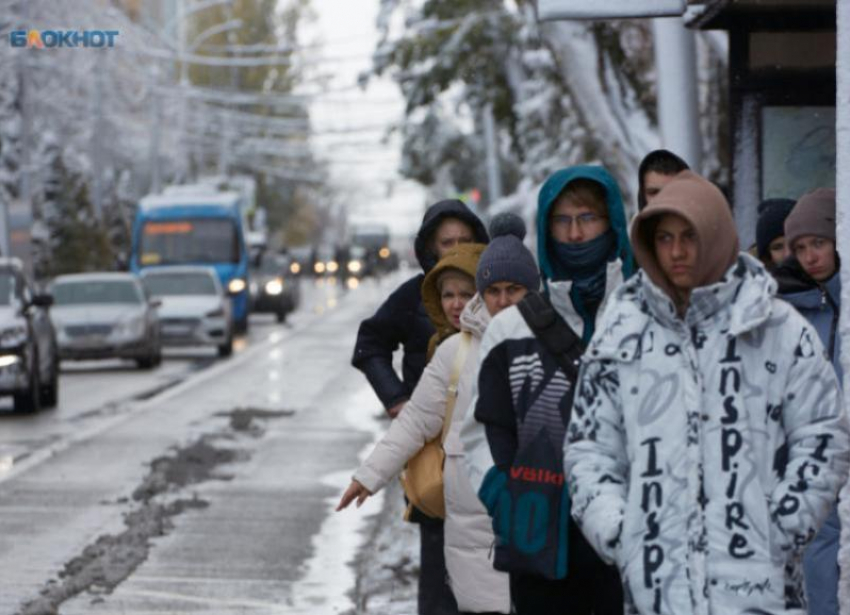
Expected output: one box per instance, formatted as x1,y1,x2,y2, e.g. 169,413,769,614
775,258,843,615
353,294,511,613
537,165,636,343
352,200,488,410
461,166,633,582
421,242,486,360
775,258,842,381
564,173,850,614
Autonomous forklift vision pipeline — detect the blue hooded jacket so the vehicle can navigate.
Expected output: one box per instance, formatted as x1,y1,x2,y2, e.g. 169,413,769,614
535,165,635,341
777,261,842,615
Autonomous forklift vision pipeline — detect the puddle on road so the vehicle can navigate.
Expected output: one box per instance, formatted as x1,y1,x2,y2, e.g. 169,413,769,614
283,385,403,614
283,468,387,615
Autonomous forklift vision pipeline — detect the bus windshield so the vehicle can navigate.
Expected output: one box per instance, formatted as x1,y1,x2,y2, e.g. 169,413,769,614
139,218,239,265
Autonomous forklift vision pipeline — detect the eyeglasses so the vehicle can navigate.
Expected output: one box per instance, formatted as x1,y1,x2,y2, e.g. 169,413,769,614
550,213,606,229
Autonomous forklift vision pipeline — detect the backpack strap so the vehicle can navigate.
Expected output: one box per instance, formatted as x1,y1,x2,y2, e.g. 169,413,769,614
517,291,584,382
441,331,472,443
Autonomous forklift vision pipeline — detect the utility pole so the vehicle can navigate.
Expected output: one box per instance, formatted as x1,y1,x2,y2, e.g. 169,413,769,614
482,103,503,206
90,51,106,220
177,0,189,181
8,0,32,258
219,10,240,177
148,66,163,193
652,17,702,172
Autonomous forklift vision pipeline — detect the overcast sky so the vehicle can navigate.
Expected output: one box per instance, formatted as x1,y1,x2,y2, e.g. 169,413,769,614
304,0,427,238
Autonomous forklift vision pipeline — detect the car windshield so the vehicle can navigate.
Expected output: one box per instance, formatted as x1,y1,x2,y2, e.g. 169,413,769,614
0,272,15,306
144,272,218,297
258,255,286,275
351,225,390,249
289,246,310,258
139,218,240,265
52,280,143,306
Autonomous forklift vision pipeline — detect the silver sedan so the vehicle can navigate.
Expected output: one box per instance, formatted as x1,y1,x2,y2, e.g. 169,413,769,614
50,273,162,369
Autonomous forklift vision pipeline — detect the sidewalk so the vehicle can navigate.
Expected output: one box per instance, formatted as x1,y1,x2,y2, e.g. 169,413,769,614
351,480,420,613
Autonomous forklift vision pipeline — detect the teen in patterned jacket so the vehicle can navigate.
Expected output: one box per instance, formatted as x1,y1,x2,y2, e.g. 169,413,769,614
461,165,634,614
564,171,850,614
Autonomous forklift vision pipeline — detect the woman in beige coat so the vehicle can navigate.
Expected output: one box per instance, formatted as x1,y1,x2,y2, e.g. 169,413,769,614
338,215,539,614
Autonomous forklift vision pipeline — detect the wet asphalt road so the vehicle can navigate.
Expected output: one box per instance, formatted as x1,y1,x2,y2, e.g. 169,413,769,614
0,274,400,615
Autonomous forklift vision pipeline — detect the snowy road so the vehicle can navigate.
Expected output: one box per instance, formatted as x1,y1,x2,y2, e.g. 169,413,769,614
0,274,415,615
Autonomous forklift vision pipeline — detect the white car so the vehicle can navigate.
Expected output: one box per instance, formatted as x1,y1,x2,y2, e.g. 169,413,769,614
50,273,162,369
141,267,233,357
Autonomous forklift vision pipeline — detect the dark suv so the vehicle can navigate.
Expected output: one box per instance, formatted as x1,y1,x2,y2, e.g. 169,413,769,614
0,259,58,412
249,251,300,322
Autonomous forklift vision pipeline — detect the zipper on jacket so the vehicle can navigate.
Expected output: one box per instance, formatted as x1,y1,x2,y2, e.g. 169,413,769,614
819,285,839,360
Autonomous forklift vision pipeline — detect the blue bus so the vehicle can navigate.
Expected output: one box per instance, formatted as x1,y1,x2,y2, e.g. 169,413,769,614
130,191,251,332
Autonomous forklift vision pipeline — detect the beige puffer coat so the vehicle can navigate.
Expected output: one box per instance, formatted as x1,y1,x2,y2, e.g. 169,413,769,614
353,294,511,613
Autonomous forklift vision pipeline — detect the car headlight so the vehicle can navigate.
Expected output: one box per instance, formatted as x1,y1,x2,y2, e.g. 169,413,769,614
0,326,27,349
0,355,21,368
326,260,339,274
314,262,326,274
115,317,145,338
347,260,362,273
379,247,391,259
290,262,301,275
228,278,247,294
265,279,284,296
206,306,225,318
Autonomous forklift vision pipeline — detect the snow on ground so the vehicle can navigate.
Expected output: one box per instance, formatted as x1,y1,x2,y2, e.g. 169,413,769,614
288,363,419,614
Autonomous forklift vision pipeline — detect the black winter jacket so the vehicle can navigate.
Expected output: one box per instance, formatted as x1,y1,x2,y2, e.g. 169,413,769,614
351,199,488,410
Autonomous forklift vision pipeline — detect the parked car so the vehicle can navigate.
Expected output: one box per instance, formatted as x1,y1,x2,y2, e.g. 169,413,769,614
50,273,162,369
0,258,58,413
141,267,234,357
249,251,300,323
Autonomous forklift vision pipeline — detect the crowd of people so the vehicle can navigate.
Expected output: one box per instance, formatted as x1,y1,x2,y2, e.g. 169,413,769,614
336,150,849,615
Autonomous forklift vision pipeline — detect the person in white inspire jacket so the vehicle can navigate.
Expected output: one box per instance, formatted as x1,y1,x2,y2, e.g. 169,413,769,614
337,213,539,614
564,171,850,615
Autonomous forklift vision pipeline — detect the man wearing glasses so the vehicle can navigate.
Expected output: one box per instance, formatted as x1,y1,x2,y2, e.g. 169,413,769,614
541,167,635,344
462,166,635,613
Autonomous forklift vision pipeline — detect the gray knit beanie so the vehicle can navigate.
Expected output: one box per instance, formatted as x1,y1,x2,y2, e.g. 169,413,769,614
476,213,540,293
784,188,836,249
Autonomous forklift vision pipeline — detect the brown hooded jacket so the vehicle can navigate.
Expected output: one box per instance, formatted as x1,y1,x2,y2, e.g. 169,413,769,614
630,170,739,312
421,243,486,360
